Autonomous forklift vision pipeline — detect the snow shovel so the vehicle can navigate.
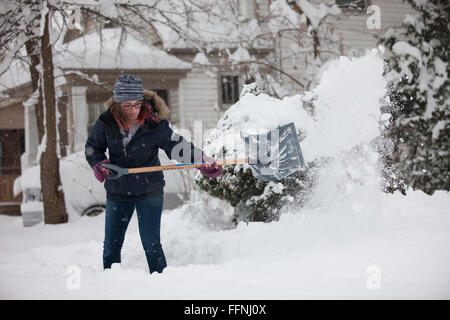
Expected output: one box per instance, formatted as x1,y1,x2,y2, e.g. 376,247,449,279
101,158,249,180
101,122,304,181
241,121,305,181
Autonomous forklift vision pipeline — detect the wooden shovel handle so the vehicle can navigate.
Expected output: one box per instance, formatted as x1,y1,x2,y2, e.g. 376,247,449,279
128,158,248,174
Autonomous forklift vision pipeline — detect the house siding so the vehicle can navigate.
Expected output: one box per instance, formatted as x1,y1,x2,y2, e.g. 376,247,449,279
376,0,416,28
168,86,181,124
180,68,220,135
276,29,311,93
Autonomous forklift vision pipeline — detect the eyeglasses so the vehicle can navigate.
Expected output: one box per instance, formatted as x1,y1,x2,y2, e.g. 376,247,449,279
121,101,143,110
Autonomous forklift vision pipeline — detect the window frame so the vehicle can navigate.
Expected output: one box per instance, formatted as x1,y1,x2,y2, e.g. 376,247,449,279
220,74,240,107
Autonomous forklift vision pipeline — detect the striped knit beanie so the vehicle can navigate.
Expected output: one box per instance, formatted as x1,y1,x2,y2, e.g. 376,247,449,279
113,74,144,103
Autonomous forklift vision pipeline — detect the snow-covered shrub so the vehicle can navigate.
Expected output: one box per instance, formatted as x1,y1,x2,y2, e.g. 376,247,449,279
195,83,317,223
378,0,449,194
196,154,318,223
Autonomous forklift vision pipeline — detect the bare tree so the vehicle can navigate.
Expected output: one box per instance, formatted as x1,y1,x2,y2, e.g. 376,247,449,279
40,5,68,223
1,0,68,224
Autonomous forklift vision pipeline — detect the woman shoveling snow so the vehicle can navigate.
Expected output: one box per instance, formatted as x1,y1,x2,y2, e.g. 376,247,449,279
85,74,222,274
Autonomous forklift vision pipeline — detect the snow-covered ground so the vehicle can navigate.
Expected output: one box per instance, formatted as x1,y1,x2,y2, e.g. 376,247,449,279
1,49,449,299
1,188,449,299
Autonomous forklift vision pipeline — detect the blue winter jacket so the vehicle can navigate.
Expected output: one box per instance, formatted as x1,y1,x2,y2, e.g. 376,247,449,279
85,99,204,201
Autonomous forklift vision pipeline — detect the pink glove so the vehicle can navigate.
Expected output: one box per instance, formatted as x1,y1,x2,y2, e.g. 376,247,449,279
93,159,111,182
198,156,222,179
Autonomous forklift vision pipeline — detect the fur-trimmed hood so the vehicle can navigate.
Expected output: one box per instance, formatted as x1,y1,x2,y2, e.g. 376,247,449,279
104,89,170,120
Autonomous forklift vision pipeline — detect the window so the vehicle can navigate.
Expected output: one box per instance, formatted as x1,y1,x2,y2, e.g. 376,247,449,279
88,103,104,133
221,75,240,105
335,0,368,11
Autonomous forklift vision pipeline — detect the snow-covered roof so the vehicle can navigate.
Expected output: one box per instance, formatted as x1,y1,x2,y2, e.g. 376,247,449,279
0,28,192,95
57,28,192,70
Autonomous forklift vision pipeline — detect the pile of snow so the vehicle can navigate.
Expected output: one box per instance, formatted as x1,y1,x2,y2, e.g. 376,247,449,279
1,49,449,299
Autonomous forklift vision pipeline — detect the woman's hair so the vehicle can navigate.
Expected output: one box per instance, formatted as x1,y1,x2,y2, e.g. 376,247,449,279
110,100,158,130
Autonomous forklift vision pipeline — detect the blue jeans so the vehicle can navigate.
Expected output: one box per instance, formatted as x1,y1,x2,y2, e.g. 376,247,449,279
103,196,167,274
